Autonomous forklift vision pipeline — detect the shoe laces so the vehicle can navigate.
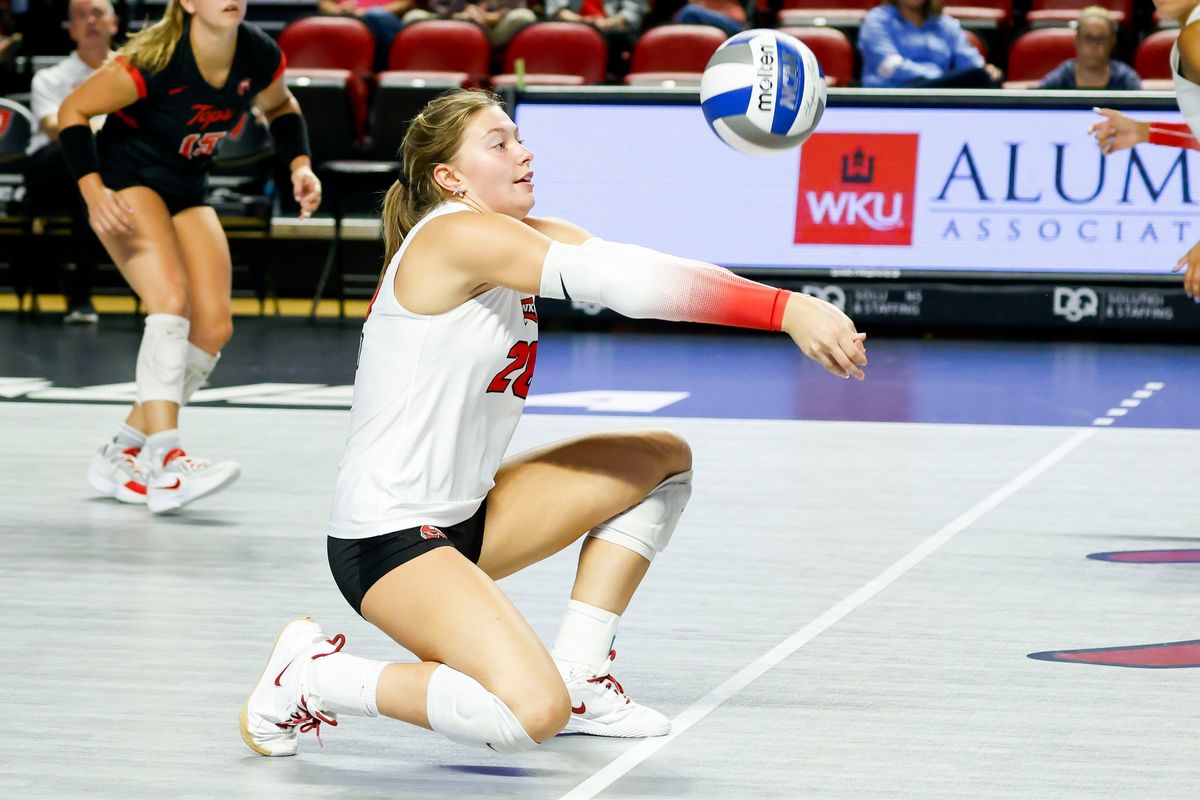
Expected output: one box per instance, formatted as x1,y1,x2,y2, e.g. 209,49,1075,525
161,448,210,472
586,649,630,705
274,633,347,748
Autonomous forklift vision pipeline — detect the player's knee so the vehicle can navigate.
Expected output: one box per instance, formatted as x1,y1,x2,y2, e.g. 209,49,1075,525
645,428,692,479
505,681,570,742
143,287,188,318
191,313,233,352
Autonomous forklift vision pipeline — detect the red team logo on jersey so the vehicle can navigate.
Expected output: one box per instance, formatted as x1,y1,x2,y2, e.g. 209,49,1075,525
419,524,447,540
188,104,235,130
520,296,537,323
794,133,920,247
0,109,12,136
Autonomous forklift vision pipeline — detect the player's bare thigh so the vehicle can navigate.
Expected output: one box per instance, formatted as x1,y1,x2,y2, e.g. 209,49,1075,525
476,429,692,580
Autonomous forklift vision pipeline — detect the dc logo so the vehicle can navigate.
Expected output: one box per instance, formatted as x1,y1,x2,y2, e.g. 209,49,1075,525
802,284,846,311
1052,287,1099,323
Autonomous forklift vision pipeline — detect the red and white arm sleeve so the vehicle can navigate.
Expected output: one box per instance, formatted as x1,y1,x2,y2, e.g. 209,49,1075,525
1147,121,1200,150
539,239,791,331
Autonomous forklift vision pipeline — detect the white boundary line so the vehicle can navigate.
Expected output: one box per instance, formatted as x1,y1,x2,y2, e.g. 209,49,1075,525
559,427,1097,800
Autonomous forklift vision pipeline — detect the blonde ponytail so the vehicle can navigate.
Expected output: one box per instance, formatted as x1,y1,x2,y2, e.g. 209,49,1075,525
378,89,504,266
120,0,187,74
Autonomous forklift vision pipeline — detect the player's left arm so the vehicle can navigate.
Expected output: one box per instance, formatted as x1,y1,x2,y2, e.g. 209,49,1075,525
254,75,322,219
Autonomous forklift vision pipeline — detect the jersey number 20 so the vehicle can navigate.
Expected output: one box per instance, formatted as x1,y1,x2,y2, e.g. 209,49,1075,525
487,341,537,399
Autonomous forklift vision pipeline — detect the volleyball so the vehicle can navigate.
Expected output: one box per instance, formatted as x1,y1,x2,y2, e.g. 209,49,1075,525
699,29,827,157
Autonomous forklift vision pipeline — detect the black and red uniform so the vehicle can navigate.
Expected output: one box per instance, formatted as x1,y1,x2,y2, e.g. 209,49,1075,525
97,20,285,215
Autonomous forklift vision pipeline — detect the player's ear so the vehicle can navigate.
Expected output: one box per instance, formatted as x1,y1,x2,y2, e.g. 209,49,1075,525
433,163,463,196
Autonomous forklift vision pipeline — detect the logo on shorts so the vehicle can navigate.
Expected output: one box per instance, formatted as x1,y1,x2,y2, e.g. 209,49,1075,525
237,78,252,96
419,524,447,540
0,109,12,136
795,133,920,246
520,296,538,324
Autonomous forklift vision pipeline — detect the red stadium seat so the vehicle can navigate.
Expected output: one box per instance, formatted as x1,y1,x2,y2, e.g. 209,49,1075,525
387,20,491,88
1003,27,1076,88
944,0,1012,30
778,0,874,29
779,26,854,87
1026,0,1131,28
278,17,374,138
492,22,608,86
624,24,726,86
1135,29,1178,82
1136,29,1177,90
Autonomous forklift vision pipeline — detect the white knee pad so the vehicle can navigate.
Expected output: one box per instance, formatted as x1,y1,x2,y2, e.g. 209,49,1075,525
135,314,189,405
182,343,220,405
587,470,693,562
426,665,538,754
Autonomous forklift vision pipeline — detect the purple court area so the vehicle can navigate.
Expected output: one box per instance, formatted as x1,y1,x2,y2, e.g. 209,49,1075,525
531,332,1200,429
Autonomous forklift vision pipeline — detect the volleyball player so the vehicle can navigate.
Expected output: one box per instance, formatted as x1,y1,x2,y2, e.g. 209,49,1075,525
241,89,866,756
57,0,320,513
1090,0,1200,299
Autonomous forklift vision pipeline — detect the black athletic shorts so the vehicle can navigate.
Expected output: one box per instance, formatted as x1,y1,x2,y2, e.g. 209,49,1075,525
100,157,208,217
327,500,488,617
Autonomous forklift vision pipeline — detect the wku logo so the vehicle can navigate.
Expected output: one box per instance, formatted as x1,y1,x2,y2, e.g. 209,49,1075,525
188,104,235,131
520,296,537,323
419,524,447,540
0,109,11,136
795,133,919,247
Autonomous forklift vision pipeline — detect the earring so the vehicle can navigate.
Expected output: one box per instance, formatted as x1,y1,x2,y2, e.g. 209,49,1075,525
452,188,465,198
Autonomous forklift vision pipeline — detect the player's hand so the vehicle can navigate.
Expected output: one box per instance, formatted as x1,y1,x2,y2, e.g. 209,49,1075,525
83,185,135,236
782,292,867,381
291,164,322,220
1174,238,1200,300
1089,108,1149,155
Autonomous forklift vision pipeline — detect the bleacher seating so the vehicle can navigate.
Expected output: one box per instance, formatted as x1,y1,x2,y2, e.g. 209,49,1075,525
492,22,609,87
1135,29,1178,91
1003,27,1077,88
625,24,726,87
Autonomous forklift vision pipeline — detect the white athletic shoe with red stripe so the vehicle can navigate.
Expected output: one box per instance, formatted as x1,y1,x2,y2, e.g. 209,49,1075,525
146,447,240,514
562,650,671,738
240,616,344,757
87,442,147,504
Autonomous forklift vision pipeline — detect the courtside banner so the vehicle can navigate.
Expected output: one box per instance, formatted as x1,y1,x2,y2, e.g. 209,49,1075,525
516,103,1195,276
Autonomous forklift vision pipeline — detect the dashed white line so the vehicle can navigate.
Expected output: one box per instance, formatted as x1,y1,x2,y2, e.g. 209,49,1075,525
1092,382,1164,427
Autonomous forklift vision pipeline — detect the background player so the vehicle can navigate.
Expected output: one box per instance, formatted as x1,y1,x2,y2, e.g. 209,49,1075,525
57,0,321,512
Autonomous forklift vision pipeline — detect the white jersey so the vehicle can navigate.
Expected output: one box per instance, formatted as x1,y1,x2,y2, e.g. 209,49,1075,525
328,201,538,539
28,51,111,155
1172,5,1200,140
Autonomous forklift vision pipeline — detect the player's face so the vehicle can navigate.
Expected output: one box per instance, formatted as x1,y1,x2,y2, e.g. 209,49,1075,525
184,0,247,29
67,0,117,46
449,105,536,219
1074,18,1114,69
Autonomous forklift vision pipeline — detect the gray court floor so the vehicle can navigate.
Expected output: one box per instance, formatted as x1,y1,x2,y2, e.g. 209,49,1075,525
1,402,1197,799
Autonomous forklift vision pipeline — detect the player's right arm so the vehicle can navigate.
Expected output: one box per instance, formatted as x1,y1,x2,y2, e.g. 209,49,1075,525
434,212,867,380
57,61,141,235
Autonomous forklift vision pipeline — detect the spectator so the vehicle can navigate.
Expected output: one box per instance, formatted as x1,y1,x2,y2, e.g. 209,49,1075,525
859,0,1002,89
318,0,418,71
1040,6,1140,90
672,0,754,37
403,0,536,48
546,0,648,79
23,0,117,324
